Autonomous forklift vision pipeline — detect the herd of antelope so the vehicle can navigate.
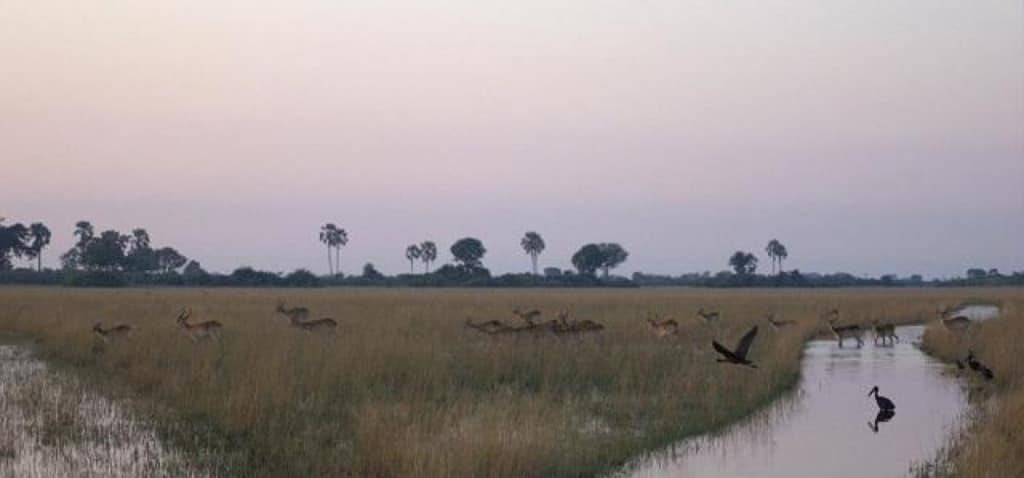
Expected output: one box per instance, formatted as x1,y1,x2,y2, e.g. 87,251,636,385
91,300,338,344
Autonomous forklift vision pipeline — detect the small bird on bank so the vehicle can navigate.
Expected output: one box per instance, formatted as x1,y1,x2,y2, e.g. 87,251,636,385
868,386,895,411
712,325,759,368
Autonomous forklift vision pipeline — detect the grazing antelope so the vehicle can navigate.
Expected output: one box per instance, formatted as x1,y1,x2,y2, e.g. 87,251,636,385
764,313,796,330
276,301,310,322
696,308,720,324
712,325,759,368
868,385,895,411
512,308,542,326
823,310,864,348
289,316,338,335
647,314,680,338
937,307,971,333
465,318,515,336
176,308,223,342
870,320,899,345
92,322,133,342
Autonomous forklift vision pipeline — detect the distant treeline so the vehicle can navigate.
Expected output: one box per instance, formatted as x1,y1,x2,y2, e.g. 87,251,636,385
1,218,1020,288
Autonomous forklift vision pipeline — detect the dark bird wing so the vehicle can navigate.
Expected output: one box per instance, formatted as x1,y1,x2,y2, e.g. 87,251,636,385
712,341,741,362
734,326,759,359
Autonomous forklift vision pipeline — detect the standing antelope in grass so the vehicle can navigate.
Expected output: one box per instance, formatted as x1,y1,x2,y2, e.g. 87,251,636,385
276,301,310,322
764,313,796,330
288,316,338,335
92,322,133,343
937,307,971,333
176,308,223,342
647,314,680,338
823,309,863,348
871,320,899,345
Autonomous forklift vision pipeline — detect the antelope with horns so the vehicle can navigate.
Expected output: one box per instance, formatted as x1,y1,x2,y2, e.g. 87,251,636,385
276,301,311,322
176,308,223,342
823,309,863,348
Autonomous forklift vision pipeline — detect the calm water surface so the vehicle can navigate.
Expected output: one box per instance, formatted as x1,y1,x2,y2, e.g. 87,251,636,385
626,325,967,478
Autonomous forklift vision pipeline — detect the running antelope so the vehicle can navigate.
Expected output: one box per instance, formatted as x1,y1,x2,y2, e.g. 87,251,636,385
555,310,605,339
92,322,133,342
288,316,338,335
696,308,720,324
465,318,515,336
871,320,899,345
823,310,863,348
176,308,223,342
276,301,310,322
937,307,971,333
764,313,796,330
647,314,680,338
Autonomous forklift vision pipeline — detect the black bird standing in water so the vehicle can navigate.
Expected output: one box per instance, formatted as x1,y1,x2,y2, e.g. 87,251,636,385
867,408,895,433
868,386,895,411
712,326,759,368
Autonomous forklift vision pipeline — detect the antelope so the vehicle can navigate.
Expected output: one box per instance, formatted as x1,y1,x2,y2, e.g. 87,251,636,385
823,310,863,348
871,320,899,345
465,318,515,336
937,307,971,333
288,316,338,335
712,325,759,368
554,310,605,340
512,308,542,326
696,308,720,324
92,322,133,342
276,301,310,322
764,313,796,330
646,314,680,338
176,308,223,342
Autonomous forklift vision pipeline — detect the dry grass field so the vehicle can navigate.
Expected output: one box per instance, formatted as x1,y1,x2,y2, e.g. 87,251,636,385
0,287,1019,477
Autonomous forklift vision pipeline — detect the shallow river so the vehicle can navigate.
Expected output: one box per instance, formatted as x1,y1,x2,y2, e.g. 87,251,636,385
627,324,968,478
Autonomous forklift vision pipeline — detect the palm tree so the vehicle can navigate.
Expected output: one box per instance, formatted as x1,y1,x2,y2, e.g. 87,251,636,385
27,223,51,272
420,241,437,273
319,223,337,276
405,244,421,273
520,231,546,275
776,243,788,274
765,239,781,275
332,228,349,276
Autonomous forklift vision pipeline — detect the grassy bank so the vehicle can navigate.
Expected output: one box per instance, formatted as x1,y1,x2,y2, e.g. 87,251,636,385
0,287,1017,476
921,298,1024,478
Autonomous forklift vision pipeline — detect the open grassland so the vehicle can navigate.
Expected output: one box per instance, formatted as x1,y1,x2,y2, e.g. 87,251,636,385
0,287,1019,477
922,298,1024,478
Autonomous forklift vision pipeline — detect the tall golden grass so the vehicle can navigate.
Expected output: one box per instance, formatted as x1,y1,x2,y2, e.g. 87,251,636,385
0,287,1018,476
921,298,1024,478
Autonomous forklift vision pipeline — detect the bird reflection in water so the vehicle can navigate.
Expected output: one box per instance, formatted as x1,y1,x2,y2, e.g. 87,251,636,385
867,409,895,433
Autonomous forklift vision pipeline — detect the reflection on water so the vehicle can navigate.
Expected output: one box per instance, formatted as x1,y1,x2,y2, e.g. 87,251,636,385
0,345,208,477
952,304,1000,322
626,325,967,478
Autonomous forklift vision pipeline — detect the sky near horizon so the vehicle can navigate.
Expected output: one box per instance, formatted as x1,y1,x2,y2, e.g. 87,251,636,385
1,1,1022,278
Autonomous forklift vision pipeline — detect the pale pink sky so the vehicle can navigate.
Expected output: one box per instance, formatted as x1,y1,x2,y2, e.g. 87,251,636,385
2,1,1022,277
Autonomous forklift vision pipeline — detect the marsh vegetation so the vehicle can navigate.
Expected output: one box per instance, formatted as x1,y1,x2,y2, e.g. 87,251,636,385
0,287,1019,477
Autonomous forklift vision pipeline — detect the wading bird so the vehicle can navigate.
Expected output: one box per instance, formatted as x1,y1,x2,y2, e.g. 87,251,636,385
868,386,895,411
867,408,895,433
712,325,759,368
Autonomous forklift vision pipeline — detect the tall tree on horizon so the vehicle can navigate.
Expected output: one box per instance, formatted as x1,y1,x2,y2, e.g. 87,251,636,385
319,223,337,276
332,227,349,276
419,241,437,273
520,231,546,275
765,239,789,275
26,222,51,272
597,242,629,277
405,244,422,273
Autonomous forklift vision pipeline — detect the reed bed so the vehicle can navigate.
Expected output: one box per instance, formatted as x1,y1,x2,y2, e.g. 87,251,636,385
921,297,1024,478
0,287,1017,477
